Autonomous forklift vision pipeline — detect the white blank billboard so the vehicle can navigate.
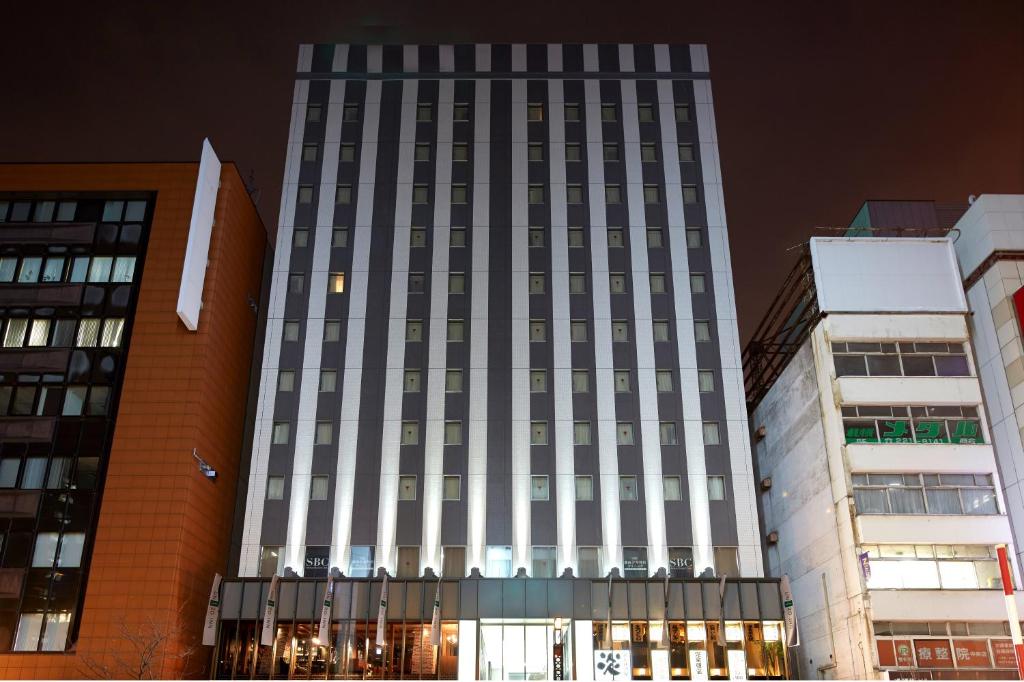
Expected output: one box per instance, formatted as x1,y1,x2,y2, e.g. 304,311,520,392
176,139,222,330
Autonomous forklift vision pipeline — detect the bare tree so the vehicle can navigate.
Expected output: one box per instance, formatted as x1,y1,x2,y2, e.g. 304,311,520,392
79,602,203,680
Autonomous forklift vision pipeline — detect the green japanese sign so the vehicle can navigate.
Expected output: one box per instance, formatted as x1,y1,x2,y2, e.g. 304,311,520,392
844,419,983,445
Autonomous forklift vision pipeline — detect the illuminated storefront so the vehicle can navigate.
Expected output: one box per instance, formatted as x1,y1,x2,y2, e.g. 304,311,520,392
212,576,791,680
875,622,1022,680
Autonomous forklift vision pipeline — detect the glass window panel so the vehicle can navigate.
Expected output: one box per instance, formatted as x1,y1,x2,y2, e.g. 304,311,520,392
532,547,556,578
13,613,42,652
3,319,27,347
889,488,926,514
51,320,76,347
485,546,512,578
575,476,593,501
102,200,124,221
445,369,463,392
935,355,970,376
866,355,901,376
21,458,46,489
833,355,867,377
100,319,124,347
660,422,678,445
18,257,42,283
41,257,64,282
714,547,739,577
87,257,112,282
708,476,726,500
111,257,136,282
656,370,673,392
12,386,36,415
703,422,721,445
619,476,638,501
0,257,16,282
961,488,998,515
926,488,962,514
57,533,85,567
349,546,374,578
62,386,87,416
86,386,109,415
578,547,601,578
902,356,937,376
32,532,59,567
47,458,71,489
574,422,591,445
938,560,978,588
310,476,329,500
76,319,100,347
40,612,71,652
27,319,50,347
854,489,888,513
663,476,682,501
0,459,19,487
976,560,1002,589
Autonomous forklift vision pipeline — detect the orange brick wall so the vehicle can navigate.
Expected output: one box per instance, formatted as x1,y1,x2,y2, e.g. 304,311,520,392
0,163,267,679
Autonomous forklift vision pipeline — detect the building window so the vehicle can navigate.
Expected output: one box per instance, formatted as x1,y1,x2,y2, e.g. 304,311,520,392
335,185,352,204
605,185,622,204
288,273,304,294
698,370,714,393
646,228,663,247
660,422,678,445
452,184,468,204
638,103,655,122
306,104,322,122
607,228,624,247
443,476,461,501
682,185,699,204
453,143,469,161
267,476,285,500
311,475,329,500
644,185,661,204
861,544,1002,590
404,370,421,392
284,321,300,342
656,370,673,392
449,273,466,294
292,229,309,248
617,423,635,445
302,144,318,162
399,475,417,501
578,547,601,578
410,228,427,247
528,228,545,247
416,103,432,121
567,185,584,204
414,143,430,162
530,421,548,445
675,103,691,122
575,475,594,501
568,273,586,294
529,319,546,342
853,473,998,515
703,422,721,445
663,475,683,501
447,319,465,342
649,273,666,294
708,475,726,501
714,547,739,577
406,321,423,342
531,475,549,501
315,422,333,445
298,186,314,204
397,546,419,578
443,547,466,578
413,185,429,204
565,321,587,343
278,371,295,392
842,405,983,445
343,104,359,121
568,228,585,248
319,370,337,392
686,228,702,248
349,546,374,577
530,369,547,393
272,423,289,445
323,321,341,342
532,546,557,578
678,143,695,162
690,273,706,293
260,546,283,577
572,369,590,393
600,104,616,122
328,272,345,293
609,273,627,294
694,320,712,342
445,369,463,392
486,546,512,578
450,228,467,246
640,143,657,162
528,143,544,162
653,320,671,342
527,103,544,121
565,143,582,161
619,475,638,501
528,185,545,204
832,341,971,378
603,144,620,162
528,273,545,294
574,421,592,445
401,421,419,445
454,103,470,121
611,321,629,342
340,144,355,162
669,547,695,578
564,103,581,121
444,421,462,445
614,370,631,393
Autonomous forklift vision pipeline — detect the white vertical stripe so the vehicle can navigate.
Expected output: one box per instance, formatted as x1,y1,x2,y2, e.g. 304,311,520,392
512,44,527,72
283,80,346,572
331,80,382,573
653,45,671,72
620,79,668,573
689,44,710,72
367,45,383,73
239,78,309,576
548,80,576,573
439,45,455,72
657,79,713,574
375,80,419,575
403,45,418,72
467,81,491,571
332,44,349,72
476,44,491,72
694,77,763,576
583,44,599,72
421,80,455,572
511,78,532,572
547,44,563,72
585,80,623,572
297,44,314,71
617,44,635,73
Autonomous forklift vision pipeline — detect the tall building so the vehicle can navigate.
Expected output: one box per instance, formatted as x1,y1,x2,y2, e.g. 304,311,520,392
0,156,266,678
746,236,1020,680
214,43,789,680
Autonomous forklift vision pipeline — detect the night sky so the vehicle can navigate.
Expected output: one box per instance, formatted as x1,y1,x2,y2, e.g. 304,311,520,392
2,0,1021,342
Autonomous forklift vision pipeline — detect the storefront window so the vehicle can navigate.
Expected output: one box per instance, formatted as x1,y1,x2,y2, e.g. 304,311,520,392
349,546,375,578
623,547,649,578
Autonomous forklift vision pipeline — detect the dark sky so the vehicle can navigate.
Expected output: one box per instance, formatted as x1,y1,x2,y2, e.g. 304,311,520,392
2,0,1021,342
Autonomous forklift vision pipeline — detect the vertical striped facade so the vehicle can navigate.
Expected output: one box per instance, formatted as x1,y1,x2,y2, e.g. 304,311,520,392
236,43,762,580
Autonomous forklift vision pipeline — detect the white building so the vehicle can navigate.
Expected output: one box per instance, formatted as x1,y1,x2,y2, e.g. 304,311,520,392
745,236,1021,680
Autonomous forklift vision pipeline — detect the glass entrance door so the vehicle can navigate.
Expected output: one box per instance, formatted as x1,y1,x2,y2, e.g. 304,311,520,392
479,621,561,681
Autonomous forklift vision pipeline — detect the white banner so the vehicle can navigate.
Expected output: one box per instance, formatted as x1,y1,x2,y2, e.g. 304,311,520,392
202,573,222,646
429,579,442,646
728,649,748,679
781,574,799,647
594,650,630,680
317,575,334,643
375,574,388,649
261,575,279,646
690,649,709,681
